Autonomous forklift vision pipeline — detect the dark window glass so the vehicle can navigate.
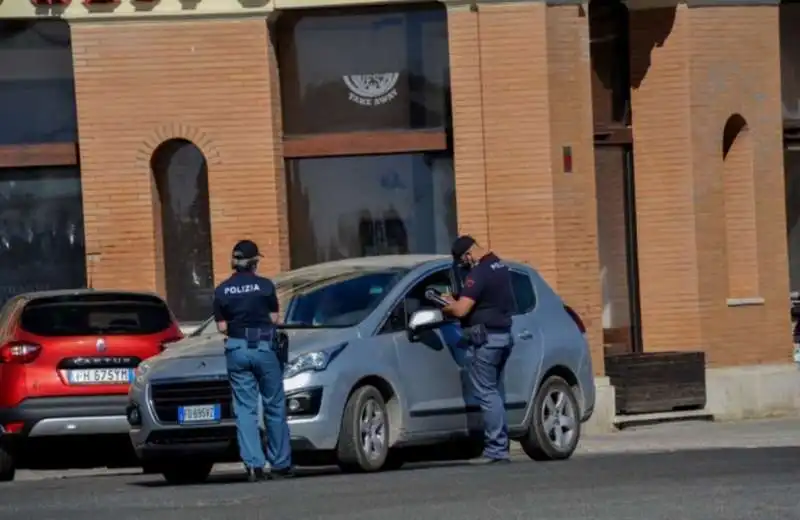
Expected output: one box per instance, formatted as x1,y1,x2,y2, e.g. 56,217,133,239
283,271,404,328
785,149,800,291
589,0,630,128
510,271,536,315
781,3,800,123
279,4,450,134
0,20,77,144
286,151,457,268
0,166,86,306
20,294,173,337
151,140,215,323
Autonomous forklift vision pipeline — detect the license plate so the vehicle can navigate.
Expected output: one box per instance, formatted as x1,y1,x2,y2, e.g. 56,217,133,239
178,404,221,424
67,369,134,385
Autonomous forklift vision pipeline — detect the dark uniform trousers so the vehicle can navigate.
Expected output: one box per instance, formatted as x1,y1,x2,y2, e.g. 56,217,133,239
441,325,513,459
465,331,513,460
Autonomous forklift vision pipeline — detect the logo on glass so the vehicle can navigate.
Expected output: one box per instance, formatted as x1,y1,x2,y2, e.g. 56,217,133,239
96,338,107,353
343,73,399,107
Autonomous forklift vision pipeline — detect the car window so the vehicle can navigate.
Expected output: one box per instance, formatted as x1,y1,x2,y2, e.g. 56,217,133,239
19,293,174,336
380,268,453,334
284,271,404,328
510,270,537,314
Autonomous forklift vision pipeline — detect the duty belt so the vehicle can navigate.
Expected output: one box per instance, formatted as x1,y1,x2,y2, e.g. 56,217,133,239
244,327,275,347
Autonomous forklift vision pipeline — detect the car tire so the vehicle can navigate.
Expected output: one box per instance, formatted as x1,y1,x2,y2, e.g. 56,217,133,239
141,462,162,475
337,385,390,472
0,446,15,482
382,450,405,471
161,461,214,485
520,375,581,461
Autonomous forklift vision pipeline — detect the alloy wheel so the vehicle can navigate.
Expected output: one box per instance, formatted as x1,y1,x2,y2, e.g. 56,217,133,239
359,398,386,460
540,389,577,452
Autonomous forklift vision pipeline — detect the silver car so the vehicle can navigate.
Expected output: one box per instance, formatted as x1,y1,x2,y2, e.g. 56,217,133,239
126,255,595,484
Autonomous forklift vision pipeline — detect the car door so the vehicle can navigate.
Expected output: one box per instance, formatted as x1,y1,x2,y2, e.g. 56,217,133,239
380,268,467,437
464,268,543,429
505,269,544,425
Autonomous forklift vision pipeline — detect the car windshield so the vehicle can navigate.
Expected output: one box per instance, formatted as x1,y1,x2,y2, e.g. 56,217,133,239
190,266,407,335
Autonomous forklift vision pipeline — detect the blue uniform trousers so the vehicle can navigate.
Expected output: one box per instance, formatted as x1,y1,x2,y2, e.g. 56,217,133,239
224,338,291,471
466,332,513,460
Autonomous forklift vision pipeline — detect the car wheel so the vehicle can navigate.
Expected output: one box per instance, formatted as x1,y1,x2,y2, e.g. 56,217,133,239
0,446,15,482
161,461,214,485
337,385,390,472
520,375,581,461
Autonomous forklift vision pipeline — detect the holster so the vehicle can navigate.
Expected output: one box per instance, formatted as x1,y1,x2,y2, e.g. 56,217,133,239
274,330,289,366
461,324,488,347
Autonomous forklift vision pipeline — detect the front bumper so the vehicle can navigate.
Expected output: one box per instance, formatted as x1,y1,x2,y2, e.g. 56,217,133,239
129,370,349,462
0,395,130,439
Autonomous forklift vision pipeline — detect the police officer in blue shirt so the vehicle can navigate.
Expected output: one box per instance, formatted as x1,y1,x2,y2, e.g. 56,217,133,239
442,235,515,464
213,239,293,482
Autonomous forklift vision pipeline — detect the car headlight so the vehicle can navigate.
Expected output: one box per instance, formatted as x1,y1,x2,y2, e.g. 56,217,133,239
134,361,151,386
283,342,347,379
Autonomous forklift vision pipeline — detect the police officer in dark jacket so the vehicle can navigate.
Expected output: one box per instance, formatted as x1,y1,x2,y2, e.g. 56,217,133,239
213,239,293,481
442,235,515,463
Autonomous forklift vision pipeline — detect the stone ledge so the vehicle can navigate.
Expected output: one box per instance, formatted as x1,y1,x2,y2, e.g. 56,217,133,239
705,363,800,421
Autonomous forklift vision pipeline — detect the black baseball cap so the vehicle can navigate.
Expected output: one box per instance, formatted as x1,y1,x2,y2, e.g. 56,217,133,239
232,239,263,260
451,235,476,259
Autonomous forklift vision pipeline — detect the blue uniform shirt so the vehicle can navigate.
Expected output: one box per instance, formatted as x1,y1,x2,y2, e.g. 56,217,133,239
213,271,279,340
460,253,514,331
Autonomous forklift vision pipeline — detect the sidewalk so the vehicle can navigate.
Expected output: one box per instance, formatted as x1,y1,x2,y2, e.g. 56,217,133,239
575,417,800,454
14,418,800,482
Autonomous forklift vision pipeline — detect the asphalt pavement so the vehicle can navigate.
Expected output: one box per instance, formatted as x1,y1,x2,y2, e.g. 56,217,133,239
2,419,799,520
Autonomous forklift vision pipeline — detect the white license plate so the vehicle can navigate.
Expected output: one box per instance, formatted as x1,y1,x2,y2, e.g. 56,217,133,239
67,369,134,385
178,404,221,424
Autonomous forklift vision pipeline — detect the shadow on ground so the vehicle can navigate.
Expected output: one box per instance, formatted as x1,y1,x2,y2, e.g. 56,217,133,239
132,459,477,488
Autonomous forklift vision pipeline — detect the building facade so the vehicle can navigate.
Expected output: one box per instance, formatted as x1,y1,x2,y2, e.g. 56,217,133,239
0,0,797,375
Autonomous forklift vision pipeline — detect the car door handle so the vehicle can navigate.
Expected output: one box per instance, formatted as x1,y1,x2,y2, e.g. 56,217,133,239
517,330,533,340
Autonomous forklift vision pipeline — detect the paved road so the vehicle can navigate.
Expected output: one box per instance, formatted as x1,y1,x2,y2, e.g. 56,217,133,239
2,420,799,520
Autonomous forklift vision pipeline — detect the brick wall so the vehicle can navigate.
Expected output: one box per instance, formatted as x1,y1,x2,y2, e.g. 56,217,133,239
629,3,789,366
448,3,604,374
70,18,288,299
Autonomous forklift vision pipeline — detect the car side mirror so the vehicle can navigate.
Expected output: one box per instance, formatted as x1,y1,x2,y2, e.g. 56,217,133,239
407,309,445,341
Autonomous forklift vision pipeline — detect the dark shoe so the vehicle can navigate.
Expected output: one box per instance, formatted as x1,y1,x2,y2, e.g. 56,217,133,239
247,467,267,482
268,466,295,480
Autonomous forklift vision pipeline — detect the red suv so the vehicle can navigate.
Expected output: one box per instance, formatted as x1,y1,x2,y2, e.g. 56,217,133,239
0,290,183,481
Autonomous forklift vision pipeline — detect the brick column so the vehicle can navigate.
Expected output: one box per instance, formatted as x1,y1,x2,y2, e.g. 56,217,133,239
628,1,788,366
71,17,288,297
447,1,604,373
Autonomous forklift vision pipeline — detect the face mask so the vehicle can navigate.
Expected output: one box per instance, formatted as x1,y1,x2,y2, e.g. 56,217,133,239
459,254,476,271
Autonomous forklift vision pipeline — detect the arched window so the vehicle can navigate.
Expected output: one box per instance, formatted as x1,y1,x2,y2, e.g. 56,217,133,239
150,139,214,322
722,114,759,298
